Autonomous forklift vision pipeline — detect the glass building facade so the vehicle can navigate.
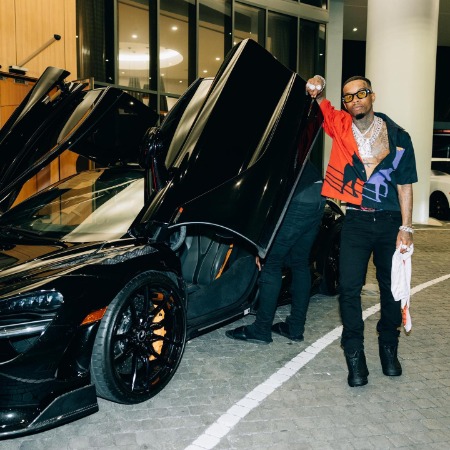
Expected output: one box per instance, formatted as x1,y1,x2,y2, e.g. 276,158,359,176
76,0,327,118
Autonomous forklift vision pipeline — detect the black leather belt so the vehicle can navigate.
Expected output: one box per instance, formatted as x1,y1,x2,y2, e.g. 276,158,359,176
346,203,381,212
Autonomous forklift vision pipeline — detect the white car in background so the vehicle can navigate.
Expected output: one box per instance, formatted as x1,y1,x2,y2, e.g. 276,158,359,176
430,158,450,220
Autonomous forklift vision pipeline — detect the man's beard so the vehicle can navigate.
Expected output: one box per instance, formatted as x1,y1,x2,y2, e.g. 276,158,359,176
355,113,366,120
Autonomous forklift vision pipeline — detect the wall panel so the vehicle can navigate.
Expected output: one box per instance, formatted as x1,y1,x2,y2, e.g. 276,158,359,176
0,0,77,80
15,0,66,78
64,0,77,78
0,0,16,71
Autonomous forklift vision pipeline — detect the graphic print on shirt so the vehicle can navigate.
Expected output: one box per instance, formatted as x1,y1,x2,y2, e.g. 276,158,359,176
362,147,405,203
323,152,364,202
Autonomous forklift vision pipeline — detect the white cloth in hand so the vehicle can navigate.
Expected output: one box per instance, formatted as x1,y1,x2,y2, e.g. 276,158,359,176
391,244,413,332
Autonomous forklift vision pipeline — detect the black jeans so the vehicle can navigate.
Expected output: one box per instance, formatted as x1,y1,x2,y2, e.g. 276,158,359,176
248,192,326,340
339,209,402,353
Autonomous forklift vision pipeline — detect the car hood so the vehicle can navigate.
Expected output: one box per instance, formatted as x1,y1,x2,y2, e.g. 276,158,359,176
137,38,323,257
0,66,158,210
0,239,151,295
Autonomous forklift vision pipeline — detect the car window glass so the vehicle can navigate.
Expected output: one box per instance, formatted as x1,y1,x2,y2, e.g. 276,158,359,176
432,132,450,158
0,169,144,242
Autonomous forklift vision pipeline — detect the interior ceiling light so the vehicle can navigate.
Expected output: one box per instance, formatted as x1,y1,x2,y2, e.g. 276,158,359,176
119,43,183,69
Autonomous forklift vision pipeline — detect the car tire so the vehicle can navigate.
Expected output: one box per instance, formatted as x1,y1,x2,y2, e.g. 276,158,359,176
318,229,341,296
90,270,187,404
429,191,450,220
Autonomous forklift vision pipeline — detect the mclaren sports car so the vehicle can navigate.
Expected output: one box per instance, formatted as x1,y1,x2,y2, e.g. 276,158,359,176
0,38,342,439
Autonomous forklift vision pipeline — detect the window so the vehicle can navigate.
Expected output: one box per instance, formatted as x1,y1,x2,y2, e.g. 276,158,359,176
234,2,265,46
199,1,232,81
118,1,150,99
268,11,297,71
160,0,191,97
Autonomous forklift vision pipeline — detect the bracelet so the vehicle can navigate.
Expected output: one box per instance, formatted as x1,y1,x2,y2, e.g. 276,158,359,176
399,225,414,234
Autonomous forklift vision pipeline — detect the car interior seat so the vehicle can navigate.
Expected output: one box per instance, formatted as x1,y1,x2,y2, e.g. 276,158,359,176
178,226,258,321
180,233,234,294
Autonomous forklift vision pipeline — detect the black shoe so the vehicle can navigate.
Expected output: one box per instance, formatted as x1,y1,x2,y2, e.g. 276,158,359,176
271,322,304,342
345,350,369,387
225,326,272,344
379,344,402,376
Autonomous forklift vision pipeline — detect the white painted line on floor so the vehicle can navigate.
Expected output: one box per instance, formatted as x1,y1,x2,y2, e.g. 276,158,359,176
184,273,450,450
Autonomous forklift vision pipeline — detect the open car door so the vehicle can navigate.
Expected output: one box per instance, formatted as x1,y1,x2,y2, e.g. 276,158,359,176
0,67,158,211
137,38,323,258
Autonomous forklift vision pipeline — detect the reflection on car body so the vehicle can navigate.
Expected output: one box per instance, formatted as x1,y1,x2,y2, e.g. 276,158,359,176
0,38,343,439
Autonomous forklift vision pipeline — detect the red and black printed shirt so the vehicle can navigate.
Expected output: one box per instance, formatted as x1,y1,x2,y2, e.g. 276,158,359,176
319,99,418,211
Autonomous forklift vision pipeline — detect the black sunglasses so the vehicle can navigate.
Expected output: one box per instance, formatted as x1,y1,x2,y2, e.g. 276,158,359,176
342,88,372,104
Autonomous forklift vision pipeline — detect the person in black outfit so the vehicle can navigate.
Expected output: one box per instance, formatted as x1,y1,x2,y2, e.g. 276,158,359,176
306,74,417,387
226,160,326,344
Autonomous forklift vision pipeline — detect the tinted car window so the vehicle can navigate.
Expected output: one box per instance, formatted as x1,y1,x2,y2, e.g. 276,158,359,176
431,158,450,174
432,130,450,158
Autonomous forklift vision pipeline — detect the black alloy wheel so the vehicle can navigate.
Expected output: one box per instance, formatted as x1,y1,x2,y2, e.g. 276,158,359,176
91,271,186,404
429,191,450,220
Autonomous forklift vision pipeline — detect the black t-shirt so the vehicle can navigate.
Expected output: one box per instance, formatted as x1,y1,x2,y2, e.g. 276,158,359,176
293,160,324,202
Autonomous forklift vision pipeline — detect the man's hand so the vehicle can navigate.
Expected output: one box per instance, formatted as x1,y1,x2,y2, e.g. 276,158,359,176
306,75,326,101
397,229,413,254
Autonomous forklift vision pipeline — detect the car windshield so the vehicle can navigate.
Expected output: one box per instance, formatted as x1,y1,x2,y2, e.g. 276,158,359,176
0,168,144,242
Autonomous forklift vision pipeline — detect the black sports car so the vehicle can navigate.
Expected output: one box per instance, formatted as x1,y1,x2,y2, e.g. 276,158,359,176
0,38,342,439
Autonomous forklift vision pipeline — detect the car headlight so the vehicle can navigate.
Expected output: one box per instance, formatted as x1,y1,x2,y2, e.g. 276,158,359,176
0,290,64,315
0,290,64,345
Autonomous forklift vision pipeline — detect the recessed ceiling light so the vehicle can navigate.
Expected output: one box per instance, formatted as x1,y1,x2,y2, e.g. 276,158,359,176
119,44,183,69
131,34,138,39
202,70,208,73
171,26,178,31
215,57,220,61
353,27,358,32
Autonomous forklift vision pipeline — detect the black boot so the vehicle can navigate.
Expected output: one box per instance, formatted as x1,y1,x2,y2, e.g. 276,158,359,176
345,350,369,387
379,344,402,376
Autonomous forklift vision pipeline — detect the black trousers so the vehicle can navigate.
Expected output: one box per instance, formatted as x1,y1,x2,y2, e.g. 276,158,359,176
339,209,402,353
248,192,325,340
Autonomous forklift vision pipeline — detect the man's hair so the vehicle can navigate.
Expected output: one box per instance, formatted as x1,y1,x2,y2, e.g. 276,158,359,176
342,76,372,90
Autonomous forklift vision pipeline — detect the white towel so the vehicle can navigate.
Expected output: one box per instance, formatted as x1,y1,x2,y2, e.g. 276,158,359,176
391,244,413,332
